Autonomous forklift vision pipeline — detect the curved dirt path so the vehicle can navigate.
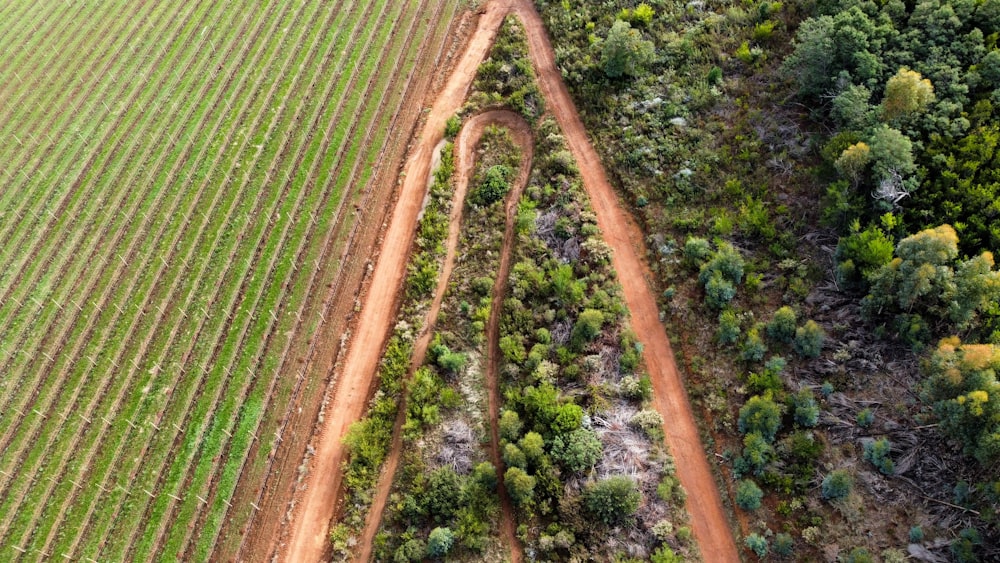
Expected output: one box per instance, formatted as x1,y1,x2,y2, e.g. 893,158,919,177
280,4,514,562
353,110,533,563
283,1,739,561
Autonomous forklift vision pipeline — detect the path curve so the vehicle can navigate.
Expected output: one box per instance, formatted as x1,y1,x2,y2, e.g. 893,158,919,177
280,4,514,561
282,1,739,561
353,110,533,563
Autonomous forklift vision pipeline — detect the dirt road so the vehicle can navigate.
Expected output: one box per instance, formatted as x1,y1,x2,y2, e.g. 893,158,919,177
352,110,533,562
282,1,739,561
280,3,513,562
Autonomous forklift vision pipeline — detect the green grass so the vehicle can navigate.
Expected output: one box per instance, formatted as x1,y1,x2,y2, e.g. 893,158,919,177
0,0,463,560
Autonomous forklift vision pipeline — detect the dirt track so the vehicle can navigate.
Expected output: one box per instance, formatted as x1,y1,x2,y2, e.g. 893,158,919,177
353,110,533,562
282,1,739,561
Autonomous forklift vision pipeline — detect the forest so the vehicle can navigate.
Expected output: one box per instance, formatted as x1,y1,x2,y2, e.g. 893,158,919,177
535,0,1000,559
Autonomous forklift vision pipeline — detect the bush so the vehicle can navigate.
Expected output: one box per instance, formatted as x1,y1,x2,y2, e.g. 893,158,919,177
474,164,512,205
738,395,784,441
424,467,464,523
768,306,798,342
498,409,523,442
863,437,894,475
585,476,641,526
427,527,455,557
856,408,874,428
792,388,820,427
504,466,536,507
718,309,742,345
684,236,712,266
745,533,769,557
394,539,426,562
774,532,794,557
736,479,764,511
794,320,825,358
570,308,605,350
437,351,467,374
739,432,775,475
650,546,683,563
842,547,874,563
822,469,853,500
909,526,924,542
741,327,768,362
444,115,461,139
551,428,602,473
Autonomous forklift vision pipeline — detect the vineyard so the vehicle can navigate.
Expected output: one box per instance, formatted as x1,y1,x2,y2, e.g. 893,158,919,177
0,0,461,560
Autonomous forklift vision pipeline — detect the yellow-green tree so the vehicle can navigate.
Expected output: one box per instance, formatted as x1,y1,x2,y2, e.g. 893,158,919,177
922,338,1000,464
881,68,935,122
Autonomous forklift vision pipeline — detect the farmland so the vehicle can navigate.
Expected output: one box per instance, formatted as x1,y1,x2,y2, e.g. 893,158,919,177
0,0,462,560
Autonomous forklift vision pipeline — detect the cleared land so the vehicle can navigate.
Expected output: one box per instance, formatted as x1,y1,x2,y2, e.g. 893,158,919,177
0,1,460,560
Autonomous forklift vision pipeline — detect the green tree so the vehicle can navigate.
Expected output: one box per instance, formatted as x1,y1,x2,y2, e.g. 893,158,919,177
792,388,820,427
601,20,655,78
868,125,915,180
822,468,853,500
794,320,826,358
585,476,641,525
739,432,775,475
738,395,784,441
424,467,464,522
504,466,536,506
718,309,742,344
571,309,605,349
550,428,602,473
394,539,426,562
736,479,764,510
499,409,523,442
863,437,895,474
427,527,455,557
832,84,874,130
745,533,769,557
767,306,798,342
475,164,512,205
518,432,545,466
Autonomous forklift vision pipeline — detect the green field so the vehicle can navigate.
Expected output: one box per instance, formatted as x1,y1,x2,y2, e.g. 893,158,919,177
0,0,460,560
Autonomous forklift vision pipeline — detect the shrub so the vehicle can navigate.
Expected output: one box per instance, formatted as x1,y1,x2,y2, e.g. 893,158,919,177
792,388,820,427
738,395,784,441
745,533,769,557
570,309,605,350
394,539,426,562
499,409,523,442
736,479,764,511
951,528,982,563
437,351,467,374
474,164,512,205
585,476,641,525
822,469,853,500
684,236,712,266
427,527,455,557
503,443,527,469
444,115,461,139
909,526,924,542
794,320,825,358
741,327,768,362
767,306,798,342
551,428,602,473
472,462,497,492
863,437,894,475
650,546,683,563
705,270,737,309
856,408,874,428
774,532,794,557
718,309,742,344
842,547,874,563
504,466,536,506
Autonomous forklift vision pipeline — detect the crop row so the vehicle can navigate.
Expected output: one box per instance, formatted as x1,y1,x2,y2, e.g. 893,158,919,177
0,0,462,560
